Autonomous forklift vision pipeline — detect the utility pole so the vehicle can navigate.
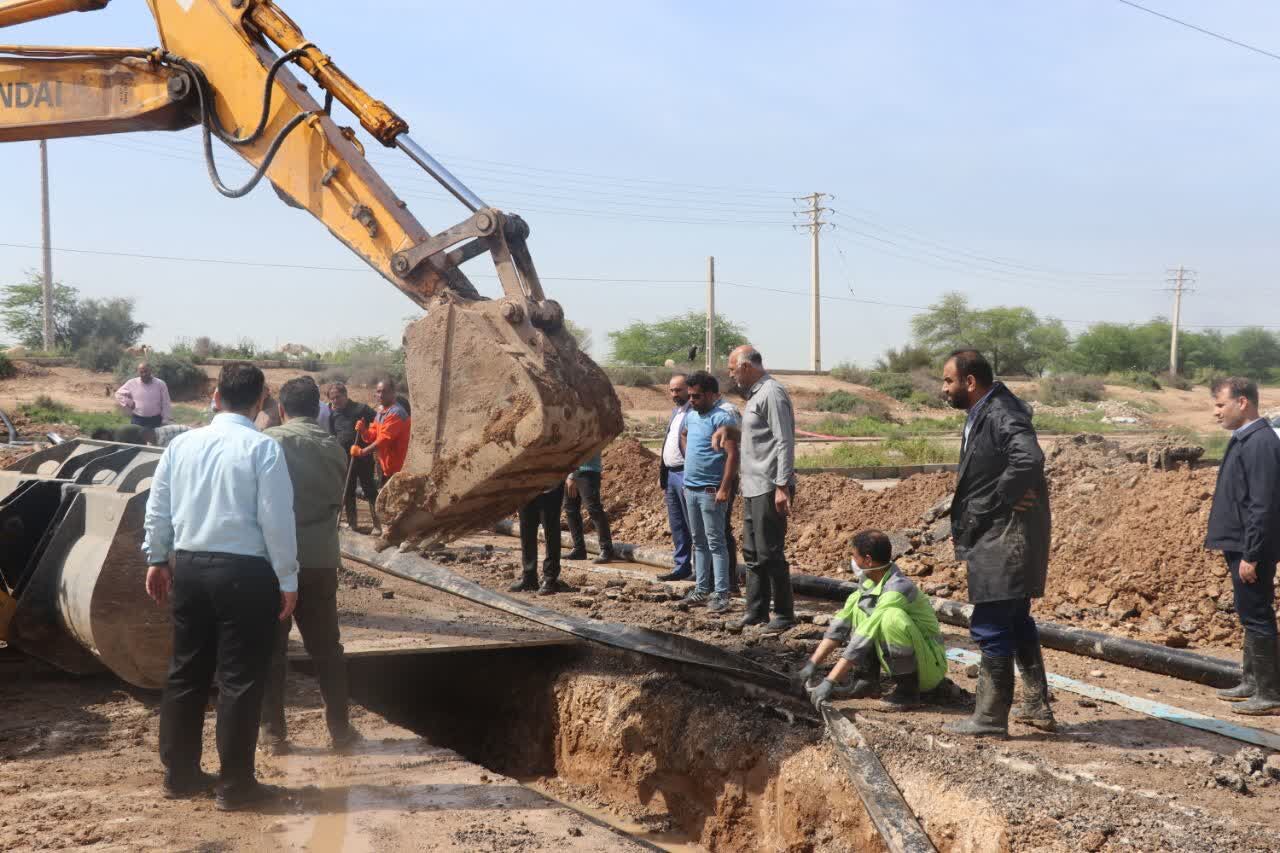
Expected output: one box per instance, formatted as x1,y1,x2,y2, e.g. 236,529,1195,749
39,140,53,352
1165,265,1196,376
705,255,715,372
794,192,830,371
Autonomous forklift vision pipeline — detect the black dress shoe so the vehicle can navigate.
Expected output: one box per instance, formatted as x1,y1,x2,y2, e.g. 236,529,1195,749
163,770,217,799
656,571,691,582
537,577,563,596
564,548,589,561
215,781,285,812
508,574,539,592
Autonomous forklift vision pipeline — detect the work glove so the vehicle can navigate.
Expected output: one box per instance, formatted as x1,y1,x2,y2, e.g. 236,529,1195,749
350,445,364,458
807,678,836,711
793,660,818,694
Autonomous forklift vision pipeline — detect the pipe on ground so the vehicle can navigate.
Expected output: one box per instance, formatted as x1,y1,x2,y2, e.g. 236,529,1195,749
490,523,1242,689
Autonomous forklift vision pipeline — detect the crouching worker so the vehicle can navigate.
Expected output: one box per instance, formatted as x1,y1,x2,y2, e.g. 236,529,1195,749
799,530,947,711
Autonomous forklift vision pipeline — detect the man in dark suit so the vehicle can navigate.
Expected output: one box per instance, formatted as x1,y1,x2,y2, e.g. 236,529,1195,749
940,350,1054,738
1205,377,1280,716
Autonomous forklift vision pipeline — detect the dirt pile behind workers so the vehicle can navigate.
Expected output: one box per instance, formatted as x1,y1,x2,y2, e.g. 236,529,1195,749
600,434,1241,649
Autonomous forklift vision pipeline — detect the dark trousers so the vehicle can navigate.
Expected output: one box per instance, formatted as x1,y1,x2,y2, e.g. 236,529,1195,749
261,567,349,741
742,491,794,620
1226,552,1279,639
725,481,740,590
564,471,613,552
159,552,279,790
131,412,163,429
970,598,1039,658
664,469,692,578
343,455,378,528
519,485,565,580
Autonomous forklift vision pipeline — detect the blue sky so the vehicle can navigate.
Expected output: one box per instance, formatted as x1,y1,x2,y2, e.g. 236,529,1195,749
1,1,1278,368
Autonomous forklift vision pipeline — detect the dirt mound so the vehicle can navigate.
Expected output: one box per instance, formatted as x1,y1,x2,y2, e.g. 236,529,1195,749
600,432,1242,648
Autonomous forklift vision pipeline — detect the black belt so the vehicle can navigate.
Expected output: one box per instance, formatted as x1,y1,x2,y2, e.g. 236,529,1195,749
667,465,684,472
684,485,717,493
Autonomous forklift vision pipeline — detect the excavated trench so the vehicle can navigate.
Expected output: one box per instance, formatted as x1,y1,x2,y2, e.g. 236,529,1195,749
343,644,1010,852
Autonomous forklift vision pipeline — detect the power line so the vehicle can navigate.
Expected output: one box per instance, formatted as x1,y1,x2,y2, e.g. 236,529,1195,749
1113,0,1280,63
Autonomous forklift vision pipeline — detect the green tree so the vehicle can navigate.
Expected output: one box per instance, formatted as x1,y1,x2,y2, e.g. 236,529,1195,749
66,297,146,350
1024,318,1072,376
909,292,1066,375
1223,327,1280,378
910,292,974,355
607,311,748,365
1,271,78,349
874,344,933,372
565,319,593,355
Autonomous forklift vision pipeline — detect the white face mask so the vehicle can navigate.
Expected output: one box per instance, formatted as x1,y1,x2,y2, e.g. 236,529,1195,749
849,558,865,580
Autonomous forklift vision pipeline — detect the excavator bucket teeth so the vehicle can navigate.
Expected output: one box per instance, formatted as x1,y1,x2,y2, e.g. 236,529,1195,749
378,296,623,544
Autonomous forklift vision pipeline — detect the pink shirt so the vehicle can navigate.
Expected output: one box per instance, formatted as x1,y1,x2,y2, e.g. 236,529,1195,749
115,376,172,422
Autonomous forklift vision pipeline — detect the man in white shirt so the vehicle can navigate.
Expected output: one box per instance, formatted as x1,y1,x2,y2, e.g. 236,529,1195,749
143,363,298,811
656,374,693,582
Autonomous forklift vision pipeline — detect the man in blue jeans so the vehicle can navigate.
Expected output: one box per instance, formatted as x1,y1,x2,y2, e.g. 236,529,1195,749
679,371,739,614
939,349,1054,738
656,374,693,582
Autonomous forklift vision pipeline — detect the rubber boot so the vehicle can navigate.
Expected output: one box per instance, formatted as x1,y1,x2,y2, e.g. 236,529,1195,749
1217,644,1255,702
1233,633,1280,716
879,674,921,710
1011,642,1057,731
943,653,1013,737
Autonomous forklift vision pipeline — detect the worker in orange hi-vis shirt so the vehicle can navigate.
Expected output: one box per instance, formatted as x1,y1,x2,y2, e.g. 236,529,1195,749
351,379,411,480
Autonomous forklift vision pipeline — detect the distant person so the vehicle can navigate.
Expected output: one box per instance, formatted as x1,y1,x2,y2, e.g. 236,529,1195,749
254,387,282,431
679,371,739,614
710,384,743,595
726,345,797,631
940,349,1054,738
352,379,410,486
515,481,567,595
563,453,618,564
261,377,357,753
655,374,693,582
115,362,171,429
800,530,948,711
142,363,298,811
1205,377,1280,716
327,383,380,535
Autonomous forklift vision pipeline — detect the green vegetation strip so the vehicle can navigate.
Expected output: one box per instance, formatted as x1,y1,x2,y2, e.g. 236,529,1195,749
18,396,207,433
797,439,958,470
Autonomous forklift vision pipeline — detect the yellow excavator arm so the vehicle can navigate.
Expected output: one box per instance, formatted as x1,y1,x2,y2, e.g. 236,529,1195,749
0,0,623,543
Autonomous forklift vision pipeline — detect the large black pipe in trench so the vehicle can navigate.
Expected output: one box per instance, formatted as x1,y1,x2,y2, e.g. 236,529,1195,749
491,521,1242,689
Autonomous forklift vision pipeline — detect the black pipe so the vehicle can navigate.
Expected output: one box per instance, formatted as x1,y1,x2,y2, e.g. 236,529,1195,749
0,408,17,444
788,573,1242,689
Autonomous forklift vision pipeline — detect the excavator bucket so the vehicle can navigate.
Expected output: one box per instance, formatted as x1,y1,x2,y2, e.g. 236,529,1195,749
0,440,169,688
377,294,624,544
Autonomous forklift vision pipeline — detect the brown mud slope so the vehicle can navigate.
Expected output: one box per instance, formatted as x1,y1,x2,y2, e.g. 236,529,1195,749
599,436,1245,649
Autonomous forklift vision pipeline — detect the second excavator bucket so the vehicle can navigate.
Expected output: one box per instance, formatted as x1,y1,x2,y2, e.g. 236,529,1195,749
377,294,624,544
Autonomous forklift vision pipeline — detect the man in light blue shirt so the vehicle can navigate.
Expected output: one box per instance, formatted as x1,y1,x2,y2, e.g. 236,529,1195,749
680,371,740,613
143,363,298,812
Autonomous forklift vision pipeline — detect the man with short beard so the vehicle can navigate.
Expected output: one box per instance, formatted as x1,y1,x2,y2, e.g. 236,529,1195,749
940,349,1054,738
1205,377,1280,716
655,373,694,582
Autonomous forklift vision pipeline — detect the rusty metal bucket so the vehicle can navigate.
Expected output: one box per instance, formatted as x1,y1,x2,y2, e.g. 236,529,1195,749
0,440,168,688
377,294,623,544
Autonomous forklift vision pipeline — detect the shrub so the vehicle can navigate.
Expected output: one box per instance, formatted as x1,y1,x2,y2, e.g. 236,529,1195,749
1038,374,1105,404
606,364,663,387
1105,370,1161,391
76,337,125,372
115,352,206,400
829,361,870,385
0,350,13,379
867,372,914,400
318,351,404,390
814,391,890,419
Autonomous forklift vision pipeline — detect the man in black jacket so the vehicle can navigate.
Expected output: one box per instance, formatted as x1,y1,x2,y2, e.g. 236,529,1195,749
326,383,381,536
1205,377,1280,716
939,350,1054,738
